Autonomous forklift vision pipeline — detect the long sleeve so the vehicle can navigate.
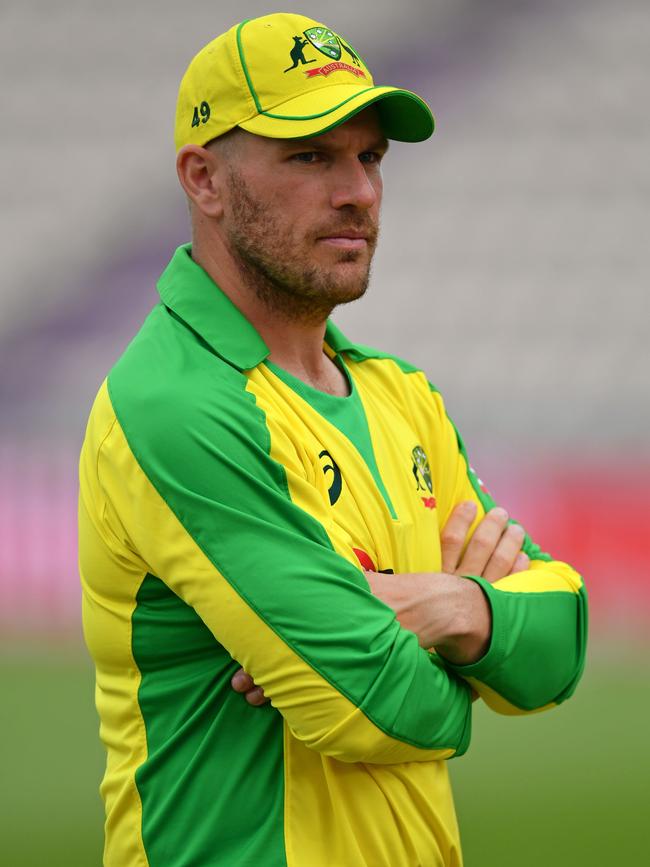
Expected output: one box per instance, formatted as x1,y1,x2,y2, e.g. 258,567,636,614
427,386,588,715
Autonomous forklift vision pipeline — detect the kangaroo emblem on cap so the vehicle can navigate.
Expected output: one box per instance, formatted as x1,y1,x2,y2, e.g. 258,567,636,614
284,36,317,73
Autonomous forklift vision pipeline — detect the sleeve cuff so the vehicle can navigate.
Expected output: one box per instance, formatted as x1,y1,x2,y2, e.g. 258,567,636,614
445,575,507,679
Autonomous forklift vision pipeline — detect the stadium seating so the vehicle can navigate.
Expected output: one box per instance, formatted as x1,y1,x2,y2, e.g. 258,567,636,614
0,0,647,629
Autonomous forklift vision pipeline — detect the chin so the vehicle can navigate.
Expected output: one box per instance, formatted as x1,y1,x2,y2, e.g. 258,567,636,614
330,279,369,305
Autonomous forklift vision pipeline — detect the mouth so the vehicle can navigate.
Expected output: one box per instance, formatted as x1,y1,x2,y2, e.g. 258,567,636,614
319,237,367,250
317,229,374,251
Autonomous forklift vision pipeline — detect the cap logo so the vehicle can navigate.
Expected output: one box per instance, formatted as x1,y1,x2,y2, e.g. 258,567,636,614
304,27,341,60
284,26,366,79
305,62,366,79
283,35,318,73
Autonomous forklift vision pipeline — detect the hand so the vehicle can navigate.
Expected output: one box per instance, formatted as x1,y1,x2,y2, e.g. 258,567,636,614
233,500,529,702
364,500,530,663
231,667,269,706
365,569,491,663
441,501,529,583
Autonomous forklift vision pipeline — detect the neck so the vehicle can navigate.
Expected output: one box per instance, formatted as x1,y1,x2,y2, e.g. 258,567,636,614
191,235,347,394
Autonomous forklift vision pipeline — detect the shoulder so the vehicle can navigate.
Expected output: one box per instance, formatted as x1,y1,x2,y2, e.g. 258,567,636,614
341,339,446,413
106,304,273,473
338,338,440,392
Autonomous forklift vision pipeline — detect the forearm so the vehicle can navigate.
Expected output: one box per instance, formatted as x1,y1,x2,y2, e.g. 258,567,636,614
448,561,588,714
365,570,492,665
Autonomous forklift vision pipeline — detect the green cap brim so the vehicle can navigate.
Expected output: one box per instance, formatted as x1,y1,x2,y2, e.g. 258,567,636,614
374,90,435,143
238,85,434,142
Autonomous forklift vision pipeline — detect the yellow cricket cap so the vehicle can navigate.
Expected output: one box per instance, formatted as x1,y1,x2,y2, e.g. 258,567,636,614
174,12,434,150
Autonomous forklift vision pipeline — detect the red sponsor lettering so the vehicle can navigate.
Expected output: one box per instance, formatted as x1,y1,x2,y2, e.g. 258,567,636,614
421,496,437,510
305,62,366,79
353,547,376,571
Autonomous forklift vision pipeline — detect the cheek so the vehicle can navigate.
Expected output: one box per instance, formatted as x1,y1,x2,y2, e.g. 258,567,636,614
372,171,384,204
268,189,322,237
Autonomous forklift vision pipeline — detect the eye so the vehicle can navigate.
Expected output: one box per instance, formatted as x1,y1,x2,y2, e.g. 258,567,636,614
290,151,322,164
359,151,383,165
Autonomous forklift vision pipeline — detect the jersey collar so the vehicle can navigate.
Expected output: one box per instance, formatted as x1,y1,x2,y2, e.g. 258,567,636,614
322,319,356,355
157,244,269,371
158,244,356,370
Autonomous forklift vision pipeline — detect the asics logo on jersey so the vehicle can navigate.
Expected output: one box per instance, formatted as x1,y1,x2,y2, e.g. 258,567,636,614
319,449,342,505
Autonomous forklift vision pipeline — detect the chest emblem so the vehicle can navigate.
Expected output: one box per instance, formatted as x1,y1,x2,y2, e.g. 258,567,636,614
412,445,436,510
319,449,342,506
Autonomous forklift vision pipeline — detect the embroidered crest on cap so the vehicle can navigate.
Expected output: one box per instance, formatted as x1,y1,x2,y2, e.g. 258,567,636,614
304,27,341,60
284,25,366,79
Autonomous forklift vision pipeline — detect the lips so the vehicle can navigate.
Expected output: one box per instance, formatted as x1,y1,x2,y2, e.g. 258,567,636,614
324,230,369,240
317,226,377,247
320,237,368,250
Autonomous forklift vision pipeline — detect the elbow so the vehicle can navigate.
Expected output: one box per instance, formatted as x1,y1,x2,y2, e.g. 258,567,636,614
284,701,471,765
469,643,588,716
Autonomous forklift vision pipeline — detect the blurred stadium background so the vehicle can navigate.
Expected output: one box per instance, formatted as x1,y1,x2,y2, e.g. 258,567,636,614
1,0,648,864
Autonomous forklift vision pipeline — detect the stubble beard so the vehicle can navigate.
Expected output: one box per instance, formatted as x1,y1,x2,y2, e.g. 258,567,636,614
224,167,379,325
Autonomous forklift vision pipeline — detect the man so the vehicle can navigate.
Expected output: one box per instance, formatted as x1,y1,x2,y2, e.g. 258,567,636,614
78,12,587,867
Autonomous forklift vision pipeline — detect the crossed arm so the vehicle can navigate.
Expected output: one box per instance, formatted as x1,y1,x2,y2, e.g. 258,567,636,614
233,501,528,704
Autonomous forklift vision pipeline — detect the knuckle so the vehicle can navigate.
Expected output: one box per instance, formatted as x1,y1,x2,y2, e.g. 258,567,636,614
491,552,510,570
472,534,492,552
506,523,525,541
441,529,464,548
488,507,508,524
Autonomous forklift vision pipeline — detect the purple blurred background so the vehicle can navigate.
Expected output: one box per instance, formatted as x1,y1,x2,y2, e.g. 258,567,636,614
1,0,648,636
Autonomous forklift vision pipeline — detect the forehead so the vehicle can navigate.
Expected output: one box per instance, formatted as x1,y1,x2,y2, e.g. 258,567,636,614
296,106,386,147
248,106,387,154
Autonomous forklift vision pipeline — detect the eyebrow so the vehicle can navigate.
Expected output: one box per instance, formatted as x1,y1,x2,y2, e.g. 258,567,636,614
280,135,390,153
371,137,390,154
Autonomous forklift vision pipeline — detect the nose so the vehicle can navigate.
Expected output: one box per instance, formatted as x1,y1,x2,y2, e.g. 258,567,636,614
329,159,380,211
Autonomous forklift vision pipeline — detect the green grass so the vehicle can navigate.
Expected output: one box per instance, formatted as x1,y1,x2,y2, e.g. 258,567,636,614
452,647,649,866
1,642,647,866
0,643,104,867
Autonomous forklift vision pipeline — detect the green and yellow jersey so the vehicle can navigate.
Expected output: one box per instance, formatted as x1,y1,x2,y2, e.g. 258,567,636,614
79,244,587,867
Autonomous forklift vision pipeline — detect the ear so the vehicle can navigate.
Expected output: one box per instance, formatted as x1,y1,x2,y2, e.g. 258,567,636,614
176,145,225,219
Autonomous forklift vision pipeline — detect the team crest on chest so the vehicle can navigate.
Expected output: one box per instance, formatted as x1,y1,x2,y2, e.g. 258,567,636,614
411,445,436,510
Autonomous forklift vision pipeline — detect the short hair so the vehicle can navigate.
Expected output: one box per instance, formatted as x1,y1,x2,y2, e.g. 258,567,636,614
204,126,246,160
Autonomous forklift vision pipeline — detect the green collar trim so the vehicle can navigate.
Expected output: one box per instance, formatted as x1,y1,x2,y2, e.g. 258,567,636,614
157,244,269,371
323,319,357,354
157,244,357,372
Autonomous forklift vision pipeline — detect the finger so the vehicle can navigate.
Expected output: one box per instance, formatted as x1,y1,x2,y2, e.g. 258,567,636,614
245,687,268,706
512,552,530,574
231,668,255,693
440,501,478,572
483,522,526,583
457,507,509,576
